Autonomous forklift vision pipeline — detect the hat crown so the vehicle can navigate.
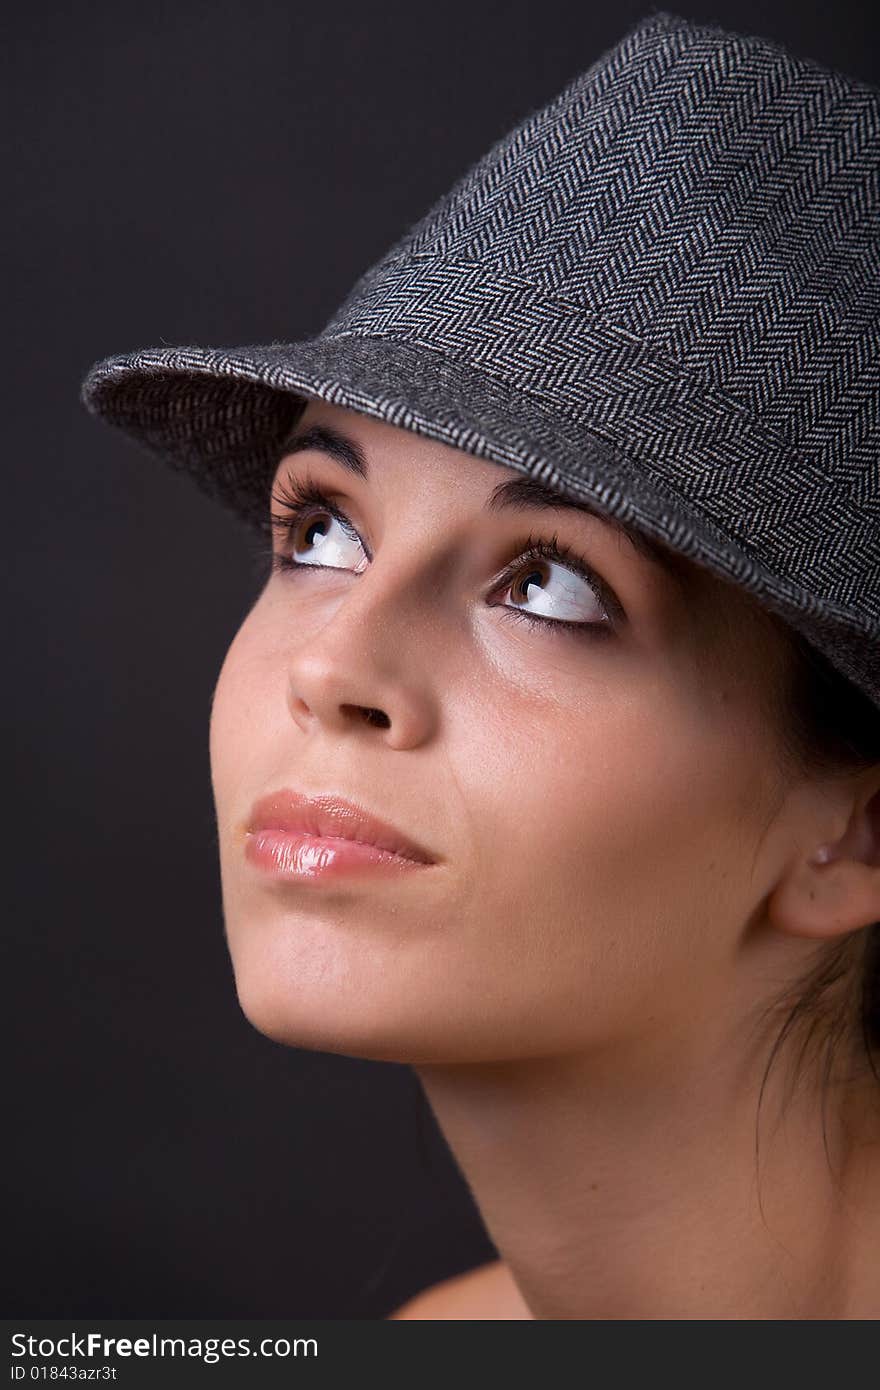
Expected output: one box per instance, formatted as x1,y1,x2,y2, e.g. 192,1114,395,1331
324,11,879,469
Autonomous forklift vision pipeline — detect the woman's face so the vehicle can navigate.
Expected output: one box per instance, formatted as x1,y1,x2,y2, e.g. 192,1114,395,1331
209,398,793,1065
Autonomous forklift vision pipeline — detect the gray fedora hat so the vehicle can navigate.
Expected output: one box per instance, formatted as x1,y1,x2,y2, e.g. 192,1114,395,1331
80,10,880,712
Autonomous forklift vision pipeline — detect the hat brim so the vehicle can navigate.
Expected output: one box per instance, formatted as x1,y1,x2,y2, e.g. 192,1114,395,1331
80,333,875,703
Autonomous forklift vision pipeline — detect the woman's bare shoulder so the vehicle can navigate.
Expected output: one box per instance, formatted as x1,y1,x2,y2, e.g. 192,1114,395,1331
387,1258,533,1320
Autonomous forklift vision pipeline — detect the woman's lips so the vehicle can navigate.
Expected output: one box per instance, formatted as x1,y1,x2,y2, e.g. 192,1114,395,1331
244,828,431,881
242,788,438,882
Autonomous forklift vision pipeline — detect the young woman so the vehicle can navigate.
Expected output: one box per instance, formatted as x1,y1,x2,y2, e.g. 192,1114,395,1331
81,12,880,1317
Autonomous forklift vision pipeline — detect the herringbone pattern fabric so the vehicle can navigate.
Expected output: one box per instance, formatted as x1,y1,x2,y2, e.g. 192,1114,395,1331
80,10,880,709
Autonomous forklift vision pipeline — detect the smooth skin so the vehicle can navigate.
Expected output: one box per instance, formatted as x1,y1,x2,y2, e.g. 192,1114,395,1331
210,398,880,1319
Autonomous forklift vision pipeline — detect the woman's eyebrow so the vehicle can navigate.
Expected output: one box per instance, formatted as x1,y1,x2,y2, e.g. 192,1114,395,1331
281,422,369,479
279,422,682,577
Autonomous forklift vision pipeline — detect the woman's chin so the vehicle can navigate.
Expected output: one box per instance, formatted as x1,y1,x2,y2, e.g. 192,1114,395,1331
219,905,461,1062
223,917,573,1065
231,973,575,1068
230,966,531,1066
231,968,432,1063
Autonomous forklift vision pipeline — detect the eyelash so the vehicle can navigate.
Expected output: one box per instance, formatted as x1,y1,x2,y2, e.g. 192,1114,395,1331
265,474,616,637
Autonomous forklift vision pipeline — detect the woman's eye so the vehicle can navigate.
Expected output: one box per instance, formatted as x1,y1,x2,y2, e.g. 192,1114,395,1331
498,554,612,633
273,505,368,574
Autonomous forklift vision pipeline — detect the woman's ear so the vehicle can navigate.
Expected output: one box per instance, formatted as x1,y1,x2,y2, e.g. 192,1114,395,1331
766,779,880,942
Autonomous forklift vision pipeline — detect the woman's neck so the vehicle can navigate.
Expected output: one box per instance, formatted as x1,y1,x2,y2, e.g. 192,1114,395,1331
414,1043,880,1319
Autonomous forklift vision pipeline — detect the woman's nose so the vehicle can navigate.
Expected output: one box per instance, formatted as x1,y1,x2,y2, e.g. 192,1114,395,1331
283,560,440,748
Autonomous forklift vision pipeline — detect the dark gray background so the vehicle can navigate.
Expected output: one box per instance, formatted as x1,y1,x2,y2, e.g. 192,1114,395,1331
6,0,878,1317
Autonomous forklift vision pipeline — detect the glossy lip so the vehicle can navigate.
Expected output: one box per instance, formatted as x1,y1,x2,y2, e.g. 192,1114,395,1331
244,789,438,866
